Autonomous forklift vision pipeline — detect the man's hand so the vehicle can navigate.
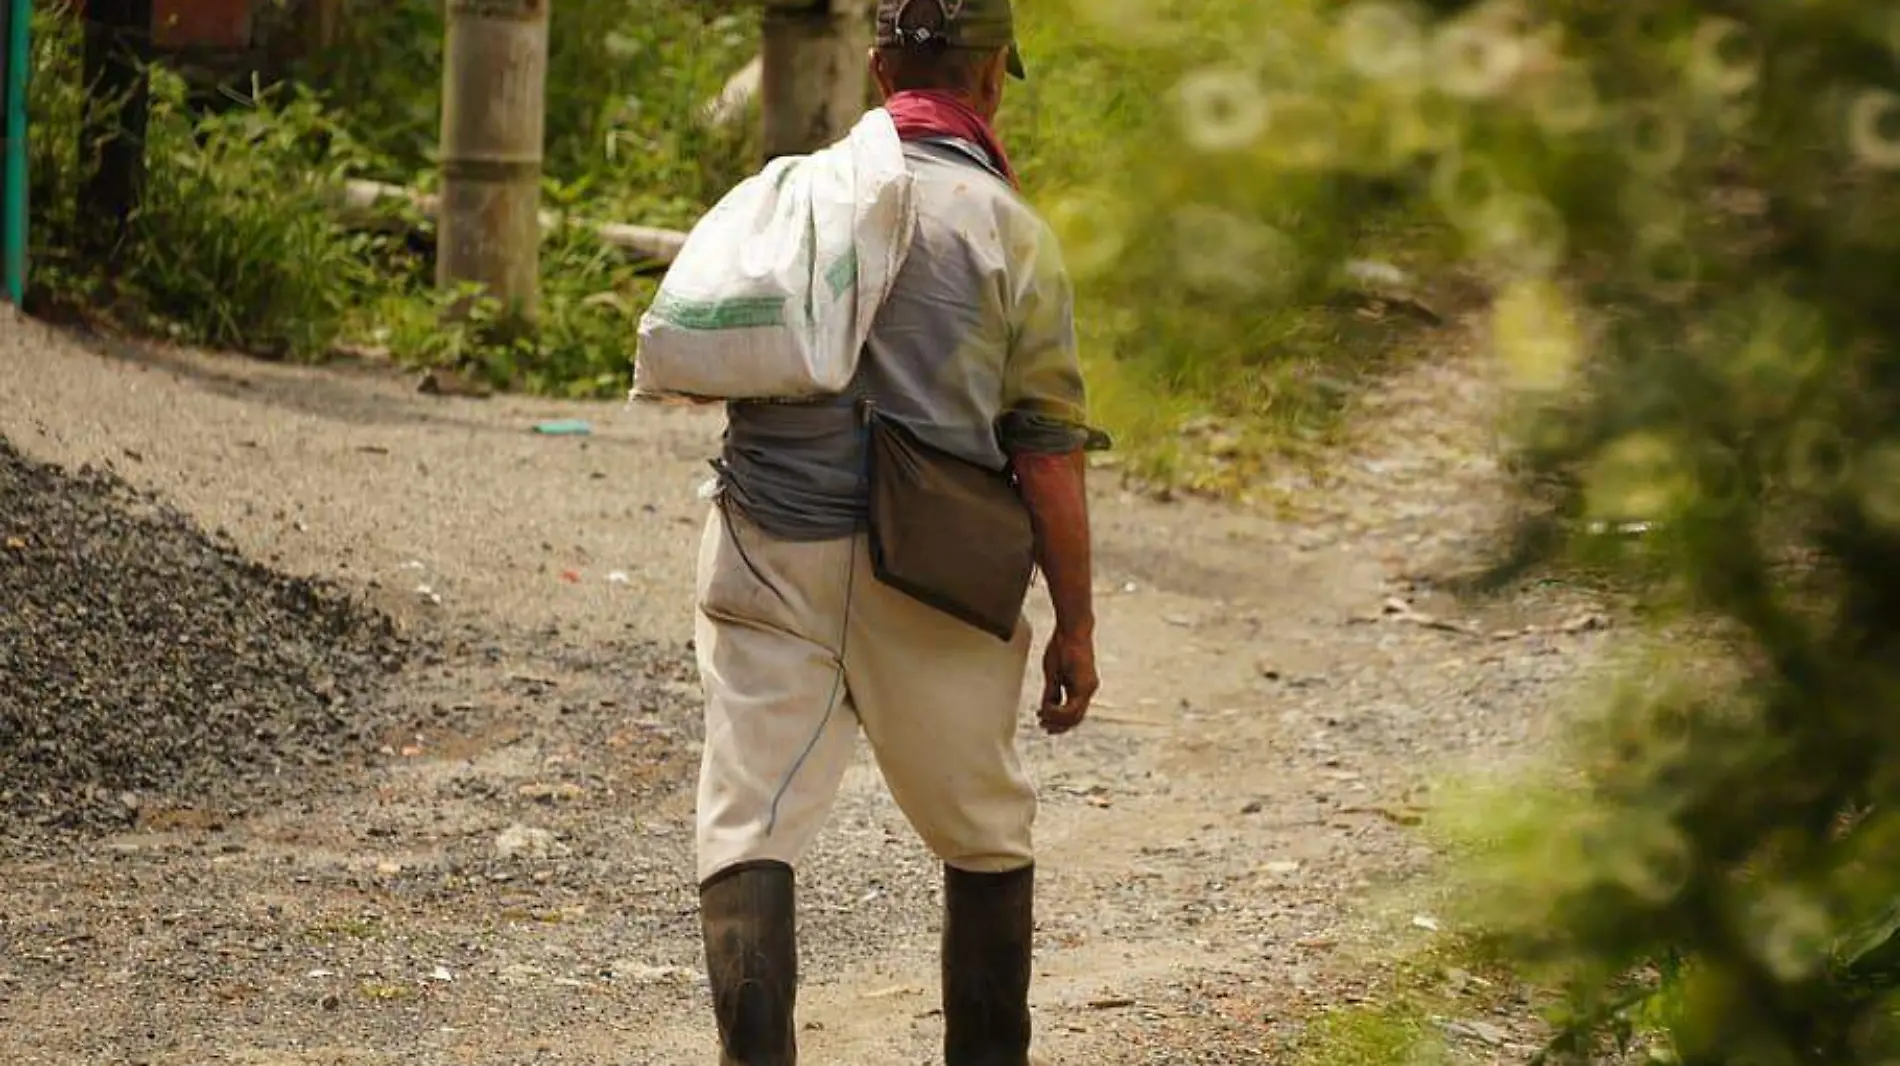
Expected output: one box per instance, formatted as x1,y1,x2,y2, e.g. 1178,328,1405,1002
1013,446,1097,735
1038,626,1098,735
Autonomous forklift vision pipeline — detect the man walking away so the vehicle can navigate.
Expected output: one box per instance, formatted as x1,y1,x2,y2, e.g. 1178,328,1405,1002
692,1,1101,1063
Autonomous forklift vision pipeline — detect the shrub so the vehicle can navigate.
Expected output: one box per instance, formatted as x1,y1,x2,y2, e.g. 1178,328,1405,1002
125,71,376,357
28,6,376,357
1030,2,1900,1062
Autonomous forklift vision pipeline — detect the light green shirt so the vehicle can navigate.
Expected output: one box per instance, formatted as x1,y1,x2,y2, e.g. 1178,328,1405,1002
718,137,1094,541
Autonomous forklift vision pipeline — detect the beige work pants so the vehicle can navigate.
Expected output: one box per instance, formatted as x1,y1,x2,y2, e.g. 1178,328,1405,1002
693,503,1038,885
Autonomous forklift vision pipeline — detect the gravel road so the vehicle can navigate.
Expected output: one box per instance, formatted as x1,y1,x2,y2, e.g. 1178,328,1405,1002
0,308,1615,1065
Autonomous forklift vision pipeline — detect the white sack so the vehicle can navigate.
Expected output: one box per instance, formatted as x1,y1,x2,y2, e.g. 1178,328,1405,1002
630,108,916,403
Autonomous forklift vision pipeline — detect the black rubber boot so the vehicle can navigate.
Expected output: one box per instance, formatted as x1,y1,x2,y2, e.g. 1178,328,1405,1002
700,860,798,1066
942,864,1034,1066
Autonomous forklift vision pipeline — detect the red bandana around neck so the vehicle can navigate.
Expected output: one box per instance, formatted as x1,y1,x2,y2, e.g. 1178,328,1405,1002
884,90,1019,189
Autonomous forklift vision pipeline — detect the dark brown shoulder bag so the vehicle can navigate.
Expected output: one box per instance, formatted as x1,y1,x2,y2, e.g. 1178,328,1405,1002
863,405,1036,642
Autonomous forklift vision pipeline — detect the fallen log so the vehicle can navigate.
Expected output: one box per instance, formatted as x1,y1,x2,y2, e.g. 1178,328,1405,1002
336,179,689,267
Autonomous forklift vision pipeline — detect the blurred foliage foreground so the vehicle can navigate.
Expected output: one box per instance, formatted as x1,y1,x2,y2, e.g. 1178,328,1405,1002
1033,0,1900,1062
1075,0,1900,1063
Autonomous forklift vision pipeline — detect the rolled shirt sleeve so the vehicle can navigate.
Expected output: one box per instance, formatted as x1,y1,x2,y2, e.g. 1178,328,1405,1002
997,220,1111,456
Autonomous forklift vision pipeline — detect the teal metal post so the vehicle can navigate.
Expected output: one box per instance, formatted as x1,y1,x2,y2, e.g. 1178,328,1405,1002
2,0,28,304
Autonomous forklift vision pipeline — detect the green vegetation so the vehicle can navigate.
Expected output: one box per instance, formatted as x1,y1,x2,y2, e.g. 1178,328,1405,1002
1052,1,1900,1063
28,10,370,356
1298,1004,1438,1066
26,0,754,390
1010,1,1458,485
22,0,1437,474
290,0,757,225
1284,933,1542,1066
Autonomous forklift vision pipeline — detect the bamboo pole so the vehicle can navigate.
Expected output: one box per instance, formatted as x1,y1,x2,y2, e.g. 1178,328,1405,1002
759,0,871,161
437,0,549,330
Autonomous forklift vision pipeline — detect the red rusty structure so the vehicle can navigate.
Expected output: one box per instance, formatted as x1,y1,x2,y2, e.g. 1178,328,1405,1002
70,0,339,54
150,0,254,50
71,0,268,50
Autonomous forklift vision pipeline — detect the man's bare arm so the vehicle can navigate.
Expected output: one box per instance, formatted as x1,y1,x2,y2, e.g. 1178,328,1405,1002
1013,448,1098,734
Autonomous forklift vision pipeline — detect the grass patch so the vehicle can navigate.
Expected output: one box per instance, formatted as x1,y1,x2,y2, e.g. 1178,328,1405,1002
1297,1002,1437,1066
1291,939,1548,1066
357,979,414,1002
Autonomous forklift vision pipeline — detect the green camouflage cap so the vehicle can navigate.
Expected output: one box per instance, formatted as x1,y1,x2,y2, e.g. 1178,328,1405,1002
875,0,1027,79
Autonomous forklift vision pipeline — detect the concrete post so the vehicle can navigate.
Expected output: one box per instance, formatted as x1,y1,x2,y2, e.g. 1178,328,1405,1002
437,0,549,330
760,0,872,162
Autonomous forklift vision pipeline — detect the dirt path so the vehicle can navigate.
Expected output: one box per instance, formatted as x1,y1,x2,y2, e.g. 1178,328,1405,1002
0,310,1613,1065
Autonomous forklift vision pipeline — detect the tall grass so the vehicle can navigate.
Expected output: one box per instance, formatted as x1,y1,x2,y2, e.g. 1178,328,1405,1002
25,0,756,385
28,5,377,357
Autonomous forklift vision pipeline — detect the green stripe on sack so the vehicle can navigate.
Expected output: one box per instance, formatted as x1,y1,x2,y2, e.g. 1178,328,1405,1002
825,248,859,298
652,291,787,330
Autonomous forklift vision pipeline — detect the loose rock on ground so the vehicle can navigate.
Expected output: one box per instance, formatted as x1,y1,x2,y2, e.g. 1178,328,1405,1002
0,436,407,838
